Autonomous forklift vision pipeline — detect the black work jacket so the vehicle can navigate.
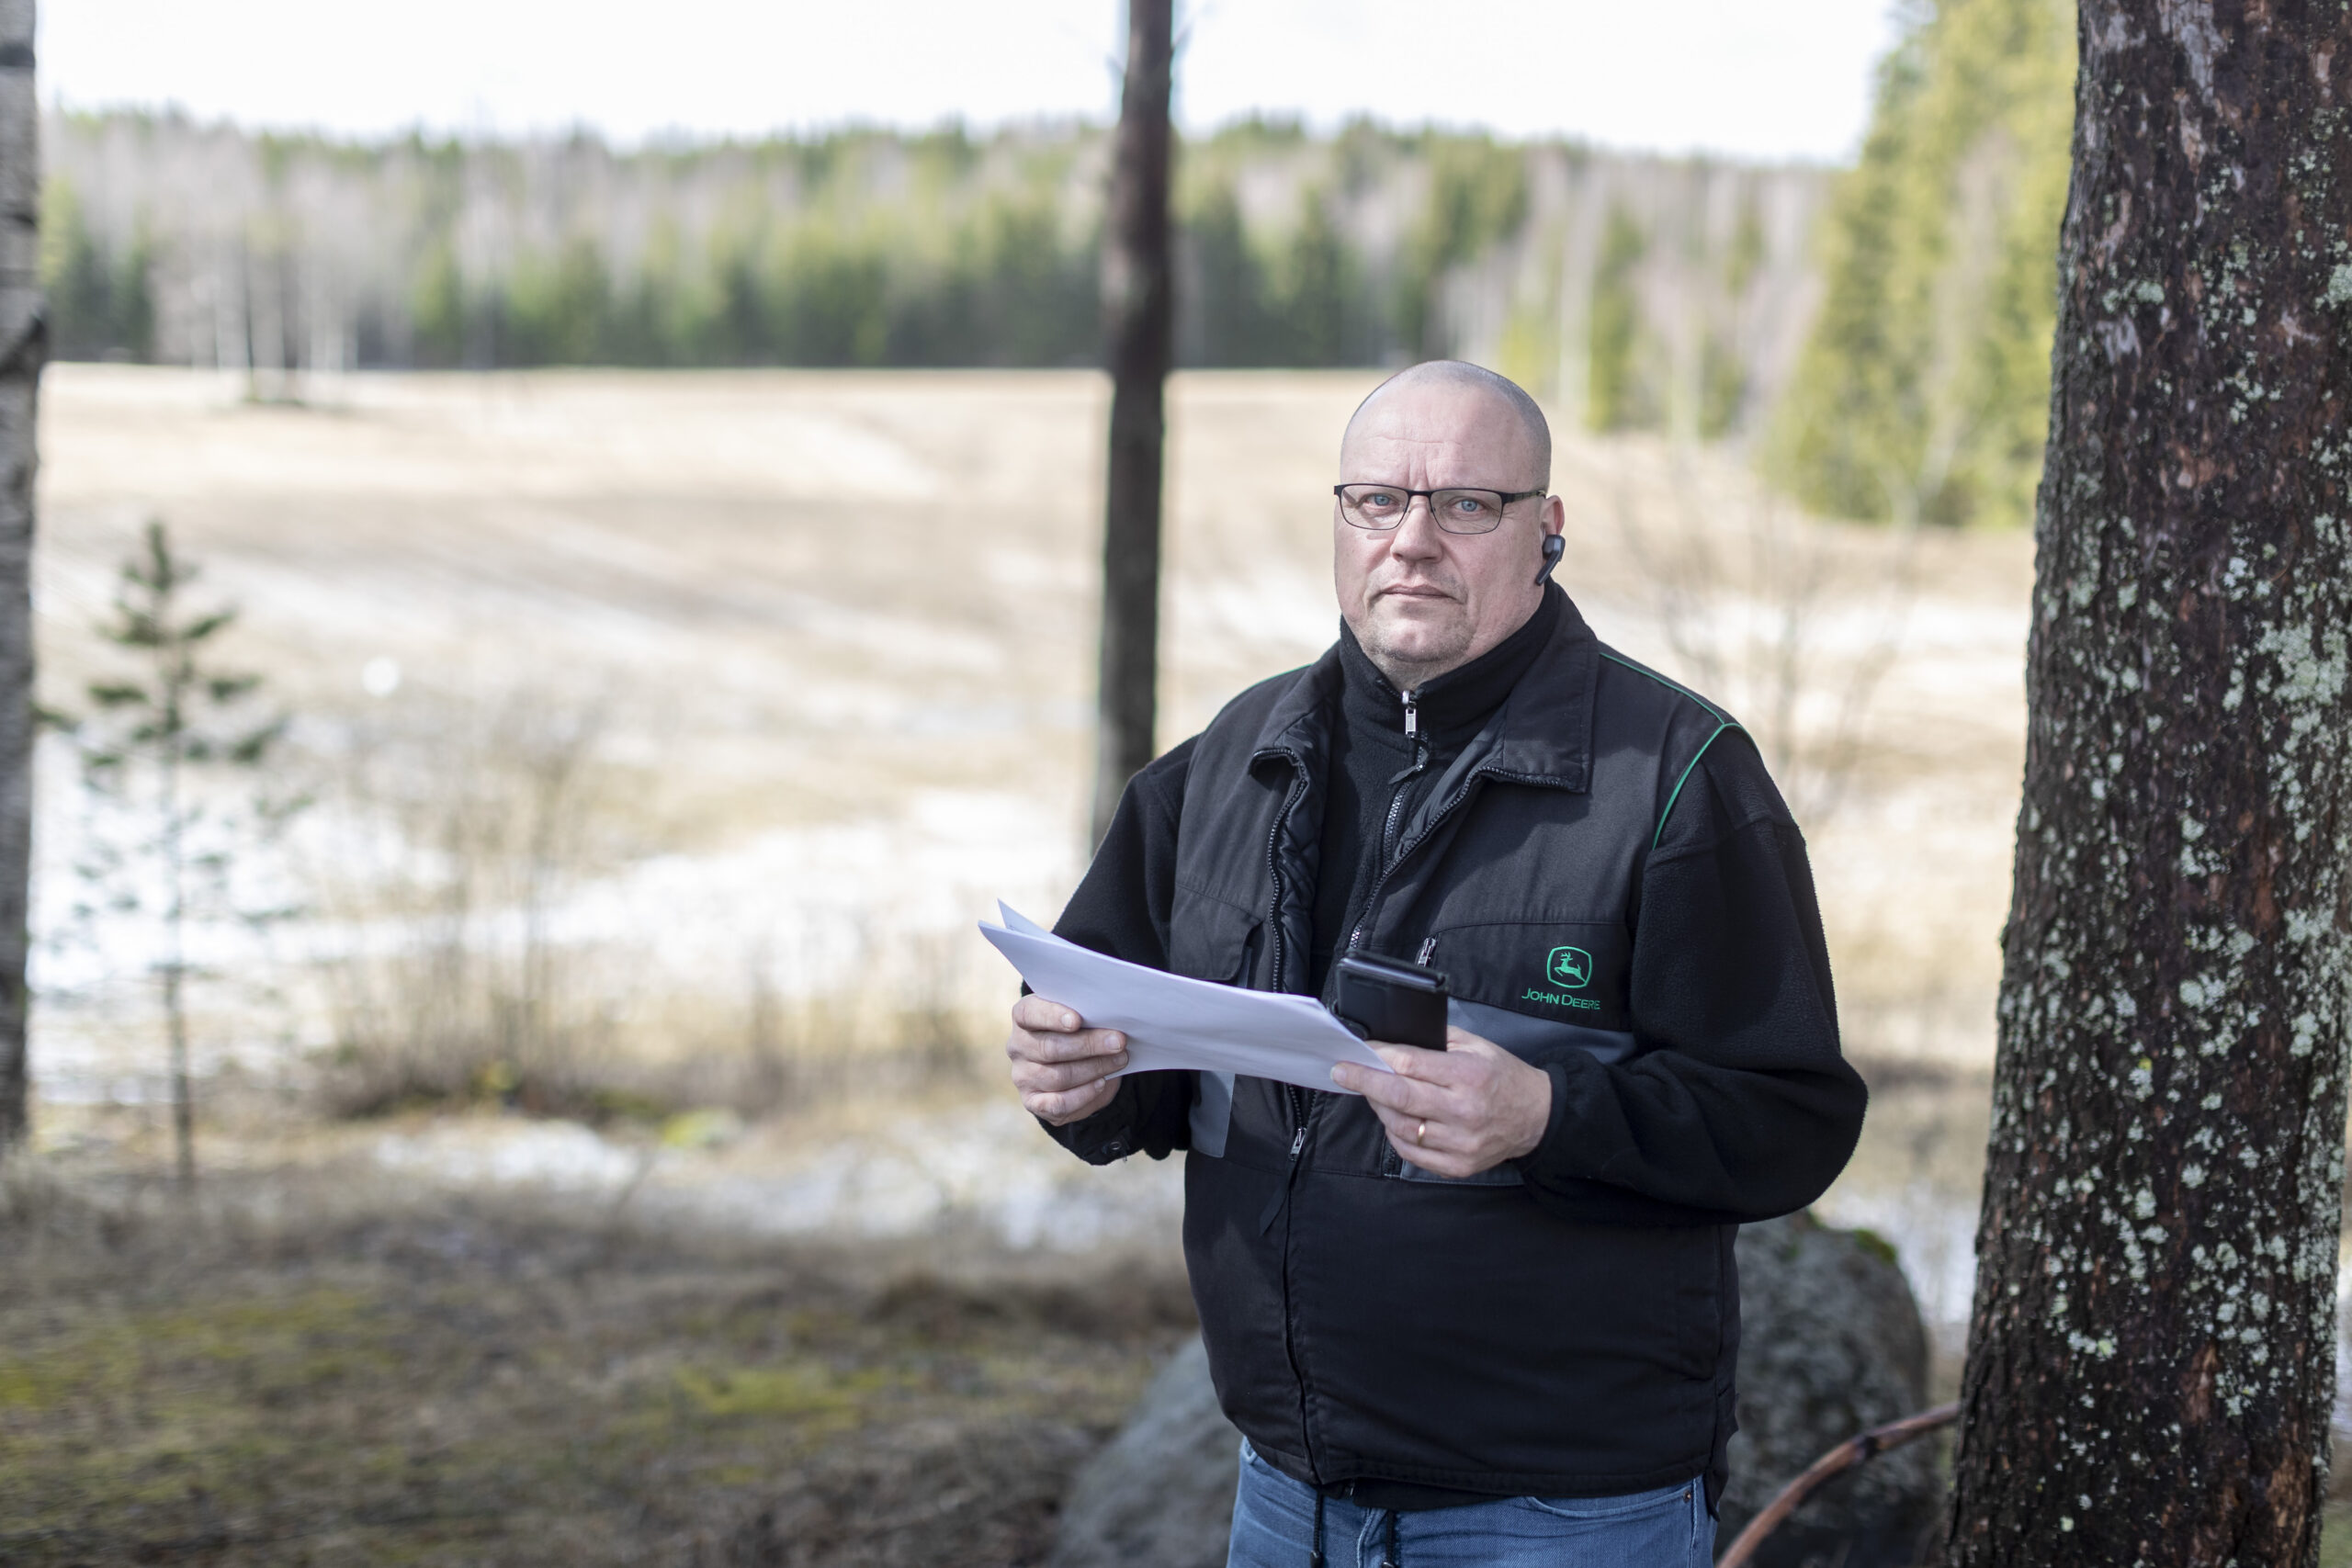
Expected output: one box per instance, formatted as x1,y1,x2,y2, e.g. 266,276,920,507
1045,592,1866,1506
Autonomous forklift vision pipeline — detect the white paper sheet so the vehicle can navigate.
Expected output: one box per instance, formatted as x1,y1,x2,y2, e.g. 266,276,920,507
979,902,1392,1095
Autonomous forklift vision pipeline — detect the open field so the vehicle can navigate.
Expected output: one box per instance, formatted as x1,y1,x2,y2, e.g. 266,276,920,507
33,365,2033,1100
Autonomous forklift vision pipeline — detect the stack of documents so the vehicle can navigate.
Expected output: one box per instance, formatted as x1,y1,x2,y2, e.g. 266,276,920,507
979,903,1393,1095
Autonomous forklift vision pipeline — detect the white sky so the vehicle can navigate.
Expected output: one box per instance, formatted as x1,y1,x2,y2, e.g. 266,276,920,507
44,0,1900,164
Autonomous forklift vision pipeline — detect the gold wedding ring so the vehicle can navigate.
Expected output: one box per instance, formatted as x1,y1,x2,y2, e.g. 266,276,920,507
1416,1120,1427,1145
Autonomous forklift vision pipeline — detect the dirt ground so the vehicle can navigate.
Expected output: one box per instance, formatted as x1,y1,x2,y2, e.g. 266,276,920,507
0,1162,1194,1567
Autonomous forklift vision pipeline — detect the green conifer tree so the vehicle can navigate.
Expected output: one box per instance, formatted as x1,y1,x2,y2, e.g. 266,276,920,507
1770,0,2075,527
71,520,287,1186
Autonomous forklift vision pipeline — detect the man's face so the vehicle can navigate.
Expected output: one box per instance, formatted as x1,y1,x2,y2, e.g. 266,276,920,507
1334,381,1567,687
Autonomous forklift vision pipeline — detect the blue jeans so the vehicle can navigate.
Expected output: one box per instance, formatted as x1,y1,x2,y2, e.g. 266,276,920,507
1227,1438,1713,1568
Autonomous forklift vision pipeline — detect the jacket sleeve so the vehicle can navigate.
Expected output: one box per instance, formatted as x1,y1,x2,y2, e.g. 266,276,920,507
1512,729,1867,1224
1035,737,1200,1165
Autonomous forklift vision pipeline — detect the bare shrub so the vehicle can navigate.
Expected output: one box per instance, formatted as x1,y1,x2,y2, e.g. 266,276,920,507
302,690,642,1120
300,688,1005,1124
694,924,1000,1119
1595,442,1918,827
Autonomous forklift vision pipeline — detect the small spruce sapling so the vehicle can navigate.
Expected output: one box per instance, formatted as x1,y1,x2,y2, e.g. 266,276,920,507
68,519,289,1187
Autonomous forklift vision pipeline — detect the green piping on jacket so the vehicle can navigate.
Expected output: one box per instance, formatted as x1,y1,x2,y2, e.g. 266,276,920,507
1653,721,1740,851
1597,650,1743,848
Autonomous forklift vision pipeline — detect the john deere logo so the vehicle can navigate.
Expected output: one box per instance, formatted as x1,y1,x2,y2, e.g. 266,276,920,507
1545,946,1592,989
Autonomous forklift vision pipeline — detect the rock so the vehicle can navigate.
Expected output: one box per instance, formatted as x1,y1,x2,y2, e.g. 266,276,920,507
1052,1212,1939,1568
1721,1211,1943,1568
1048,1337,1240,1568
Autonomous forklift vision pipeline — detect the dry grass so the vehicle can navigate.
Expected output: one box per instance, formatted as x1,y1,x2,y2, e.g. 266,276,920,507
291,691,1000,1125
0,1156,1194,1567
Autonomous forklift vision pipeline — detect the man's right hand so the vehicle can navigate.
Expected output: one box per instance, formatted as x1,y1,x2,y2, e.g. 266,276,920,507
1005,995,1129,1125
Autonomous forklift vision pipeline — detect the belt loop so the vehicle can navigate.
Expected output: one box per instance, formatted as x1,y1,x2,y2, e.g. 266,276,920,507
1382,1508,1400,1568
1309,1492,1325,1568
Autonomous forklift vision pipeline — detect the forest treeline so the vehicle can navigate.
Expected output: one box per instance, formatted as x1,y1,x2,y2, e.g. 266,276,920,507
47,0,2073,526
45,113,1828,444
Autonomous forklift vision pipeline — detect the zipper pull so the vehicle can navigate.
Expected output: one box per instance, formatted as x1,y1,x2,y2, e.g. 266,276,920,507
1417,936,1438,966
1260,1123,1312,1233
1402,688,1419,738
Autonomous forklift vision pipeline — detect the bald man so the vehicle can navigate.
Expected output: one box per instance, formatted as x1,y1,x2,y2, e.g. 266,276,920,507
1007,362,1864,1567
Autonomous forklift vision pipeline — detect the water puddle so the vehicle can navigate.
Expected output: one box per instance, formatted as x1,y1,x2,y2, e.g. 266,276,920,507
370,1097,1185,1253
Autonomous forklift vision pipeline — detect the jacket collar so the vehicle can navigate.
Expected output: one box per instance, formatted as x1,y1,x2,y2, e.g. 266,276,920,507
1250,584,1599,793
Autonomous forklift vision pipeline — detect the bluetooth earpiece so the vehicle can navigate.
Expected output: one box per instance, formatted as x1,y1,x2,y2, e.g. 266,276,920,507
1535,532,1566,585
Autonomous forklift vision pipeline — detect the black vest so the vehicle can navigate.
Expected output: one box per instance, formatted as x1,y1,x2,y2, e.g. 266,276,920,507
1170,596,1747,1501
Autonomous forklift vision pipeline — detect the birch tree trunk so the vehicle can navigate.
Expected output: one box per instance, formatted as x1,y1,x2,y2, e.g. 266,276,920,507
0,0,38,1156
1941,3,2352,1561
1090,0,1173,846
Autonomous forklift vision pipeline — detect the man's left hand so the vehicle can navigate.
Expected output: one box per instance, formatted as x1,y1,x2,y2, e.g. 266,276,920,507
1329,1027,1553,1179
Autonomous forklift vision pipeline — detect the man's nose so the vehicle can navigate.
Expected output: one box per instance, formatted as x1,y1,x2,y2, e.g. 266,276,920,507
1389,494,1445,558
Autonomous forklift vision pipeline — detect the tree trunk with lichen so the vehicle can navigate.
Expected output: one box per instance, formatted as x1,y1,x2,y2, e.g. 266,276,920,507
0,0,38,1157
1939,3,2352,1562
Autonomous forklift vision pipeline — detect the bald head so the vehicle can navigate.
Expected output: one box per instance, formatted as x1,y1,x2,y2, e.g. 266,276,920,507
1342,360,1551,490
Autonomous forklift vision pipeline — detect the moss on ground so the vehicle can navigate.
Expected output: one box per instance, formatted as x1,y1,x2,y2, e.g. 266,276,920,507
2324,1504,2352,1568
0,1189,1191,1566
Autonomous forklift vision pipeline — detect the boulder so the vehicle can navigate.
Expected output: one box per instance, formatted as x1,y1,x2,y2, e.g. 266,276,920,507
1052,1211,1940,1568
1721,1211,1944,1567
1048,1337,1239,1568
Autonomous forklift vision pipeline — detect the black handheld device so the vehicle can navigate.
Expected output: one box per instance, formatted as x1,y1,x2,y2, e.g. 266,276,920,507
1332,952,1451,1049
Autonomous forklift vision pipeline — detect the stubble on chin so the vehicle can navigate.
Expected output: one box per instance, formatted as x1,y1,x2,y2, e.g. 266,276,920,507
1361,593,1474,684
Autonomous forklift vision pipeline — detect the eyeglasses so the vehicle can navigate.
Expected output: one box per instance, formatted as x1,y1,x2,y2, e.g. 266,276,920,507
1332,483,1545,535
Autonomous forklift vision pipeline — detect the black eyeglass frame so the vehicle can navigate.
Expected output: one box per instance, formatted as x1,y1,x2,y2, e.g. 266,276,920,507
1331,483,1548,535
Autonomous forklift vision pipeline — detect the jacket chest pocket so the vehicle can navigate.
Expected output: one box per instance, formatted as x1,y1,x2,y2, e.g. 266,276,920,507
1168,884,1263,1163
1424,919,1631,1035
1374,919,1637,1188
1169,883,1263,987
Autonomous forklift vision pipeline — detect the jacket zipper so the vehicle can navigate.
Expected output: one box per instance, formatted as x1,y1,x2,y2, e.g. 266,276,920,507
1271,1080,1317,1477
1357,686,1429,952
1259,1088,1311,1233
1257,753,1321,1480
1261,761,1308,994
1255,755,1315,1233
1349,760,1487,960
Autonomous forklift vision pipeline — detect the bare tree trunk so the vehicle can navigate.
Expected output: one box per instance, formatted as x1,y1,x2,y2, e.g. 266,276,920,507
0,0,39,1156
1090,0,1173,847
1941,5,2352,1562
